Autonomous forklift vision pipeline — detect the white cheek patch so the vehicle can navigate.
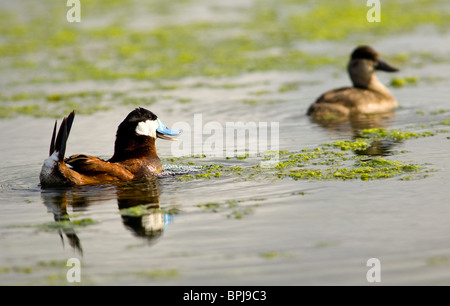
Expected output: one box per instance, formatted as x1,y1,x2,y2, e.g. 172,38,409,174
135,119,159,138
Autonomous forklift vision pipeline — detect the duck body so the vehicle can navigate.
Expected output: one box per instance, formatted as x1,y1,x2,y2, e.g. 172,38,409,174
308,46,399,119
39,108,181,188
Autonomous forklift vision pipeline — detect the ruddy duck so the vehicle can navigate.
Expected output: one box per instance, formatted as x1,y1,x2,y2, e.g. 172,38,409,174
40,108,181,188
307,45,399,119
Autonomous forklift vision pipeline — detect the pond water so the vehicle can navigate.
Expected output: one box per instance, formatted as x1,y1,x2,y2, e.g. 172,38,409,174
1,0,450,285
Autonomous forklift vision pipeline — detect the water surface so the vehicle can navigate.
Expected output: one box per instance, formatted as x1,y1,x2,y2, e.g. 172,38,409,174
1,0,450,285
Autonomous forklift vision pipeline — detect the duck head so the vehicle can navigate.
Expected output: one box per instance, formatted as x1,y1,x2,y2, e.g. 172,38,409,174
348,45,399,89
111,107,181,161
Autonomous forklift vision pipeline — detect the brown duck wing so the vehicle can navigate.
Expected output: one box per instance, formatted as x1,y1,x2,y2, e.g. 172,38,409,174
316,87,388,105
65,154,134,181
308,87,390,117
316,87,358,104
308,87,355,117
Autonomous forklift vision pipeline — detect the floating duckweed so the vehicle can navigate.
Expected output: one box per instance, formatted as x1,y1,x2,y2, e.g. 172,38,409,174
122,96,157,106
177,174,195,181
278,82,301,92
196,199,260,219
119,204,179,217
250,90,271,96
2,0,450,117
429,109,450,115
197,202,222,213
135,268,179,279
171,133,427,183
328,139,371,151
314,241,339,248
37,260,67,268
361,128,435,141
426,256,450,266
440,119,450,126
390,76,419,87
260,251,281,259
119,204,158,217
36,218,96,231
227,207,255,219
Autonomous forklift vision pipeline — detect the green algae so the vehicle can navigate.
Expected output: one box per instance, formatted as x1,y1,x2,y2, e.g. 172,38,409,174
8,218,97,232
326,139,372,152
439,119,450,126
259,250,295,260
119,204,179,217
260,251,281,259
135,268,179,279
196,198,262,219
168,129,429,184
177,164,224,181
252,0,450,43
360,128,435,141
429,109,450,115
1,0,450,117
122,96,158,106
37,218,96,231
0,258,93,285
0,260,68,276
314,241,340,248
170,122,435,184
390,76,419,87
0,90,111,118
1,3,447,80
426,256,450,266
287,159,422,182
278,82,301,93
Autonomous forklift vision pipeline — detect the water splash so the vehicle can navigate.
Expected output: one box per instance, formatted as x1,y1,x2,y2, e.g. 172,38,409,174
158,164,202,177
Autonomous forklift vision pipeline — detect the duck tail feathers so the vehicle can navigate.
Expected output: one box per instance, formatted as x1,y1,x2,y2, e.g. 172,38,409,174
50,111,75,161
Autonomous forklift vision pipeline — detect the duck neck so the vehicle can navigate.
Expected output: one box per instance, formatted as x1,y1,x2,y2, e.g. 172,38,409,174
352,73,392,97
110,136,159,162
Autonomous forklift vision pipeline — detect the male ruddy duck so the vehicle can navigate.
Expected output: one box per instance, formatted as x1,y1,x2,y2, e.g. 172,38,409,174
40,107,181,188
307,46,399,119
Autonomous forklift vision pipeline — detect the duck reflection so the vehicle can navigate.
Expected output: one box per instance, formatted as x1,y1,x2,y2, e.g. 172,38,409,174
41,189,85,254
116,179,171,241
41,177,174,254
310,112,398,156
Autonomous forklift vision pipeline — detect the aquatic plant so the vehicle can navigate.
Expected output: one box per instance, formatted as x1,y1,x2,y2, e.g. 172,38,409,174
1,0,449,117
166,127,431,184
119,204,179,217
390,76,419,87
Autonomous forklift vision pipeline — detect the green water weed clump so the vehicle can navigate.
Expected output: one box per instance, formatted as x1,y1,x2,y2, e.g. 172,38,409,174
168,133,427,184
1,0,450,117
360,128,435,141
196,198,263,219
390,76,419,87
119,204,179,217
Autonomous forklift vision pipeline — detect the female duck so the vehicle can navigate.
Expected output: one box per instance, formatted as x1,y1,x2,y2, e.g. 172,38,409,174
307,46,399,119
40,107,181,188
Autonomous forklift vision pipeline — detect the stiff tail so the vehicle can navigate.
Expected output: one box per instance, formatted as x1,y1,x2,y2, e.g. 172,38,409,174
49,111,75,160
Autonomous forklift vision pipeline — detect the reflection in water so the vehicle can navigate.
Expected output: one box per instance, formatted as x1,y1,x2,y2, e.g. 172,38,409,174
117,180,170,242
353,140,397,156
310,112,398,156
41,177,173,254
41,190,84,254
